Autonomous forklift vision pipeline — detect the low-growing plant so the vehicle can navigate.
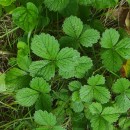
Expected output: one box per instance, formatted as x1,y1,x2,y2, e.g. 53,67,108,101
1,0,130,130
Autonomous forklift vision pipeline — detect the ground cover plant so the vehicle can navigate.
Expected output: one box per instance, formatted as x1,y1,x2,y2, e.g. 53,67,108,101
1,0,130,130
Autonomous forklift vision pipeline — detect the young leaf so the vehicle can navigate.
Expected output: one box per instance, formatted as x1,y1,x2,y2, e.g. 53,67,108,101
112,78,130,111
89,102,102,115
29,60,55,81
12,2,38,32
101,49,123,72
115,38,130,59
34,110,57,126
87,74,105,86
71,101,84,113
100,28,119,48
62,16,83,38
30,77,51,93
68,81,82,91
80,75,110,104
79,29,100,47
44,0,69,11
17,41,31,71
112,78,130,93
56,47,80,71
31,33,59,60
16,88,39,107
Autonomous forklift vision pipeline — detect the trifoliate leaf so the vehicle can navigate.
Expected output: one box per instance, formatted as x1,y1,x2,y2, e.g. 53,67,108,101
112,78,130,111
112,78,130,93
90,115,111,130
16,88,39,107
44,0,69,11
115,38,130,59
30,77,51,93
80,75,110,104
100,28,119,48
29,60,55,81
62,16,83,38
89,103,119,130
89,102,102,115
73,56,93,78
101,107,120,123
5,68,31,90
87,74,105,86
12,2,38,32
71,101,84,113
59,56,92,79
31,33,59,60
79,29,100,47
68,81,82,91
101,49,123,72
56,47,80,71
34,110,57,126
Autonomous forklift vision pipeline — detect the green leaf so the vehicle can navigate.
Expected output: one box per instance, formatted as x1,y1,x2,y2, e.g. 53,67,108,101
112,78,130,94
72,91,80,101
31,33,59,60
5,68,31,90
87,74,105,86
60,0,78,17
115,38,130,59
79,29,100,47
56,47,80,71
16,88,39,107
59,56,93,79
12,2,38,32
71,101,84,113
35,93,52,112
44,0,69,11
101,107,120,123
73,56,93,78
34,110,57,126
90,115,110,130
30,77,51,93
89,102,102,115
62,16,83,38
17,41,31,71
68,81,82,91
112,78,130,111
80,75,110,104
101,49,123,72
79,0,118,9
29,60,55,81
53,126,66,130
0,0,15,6
100,28,119,48
89,103,119,130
